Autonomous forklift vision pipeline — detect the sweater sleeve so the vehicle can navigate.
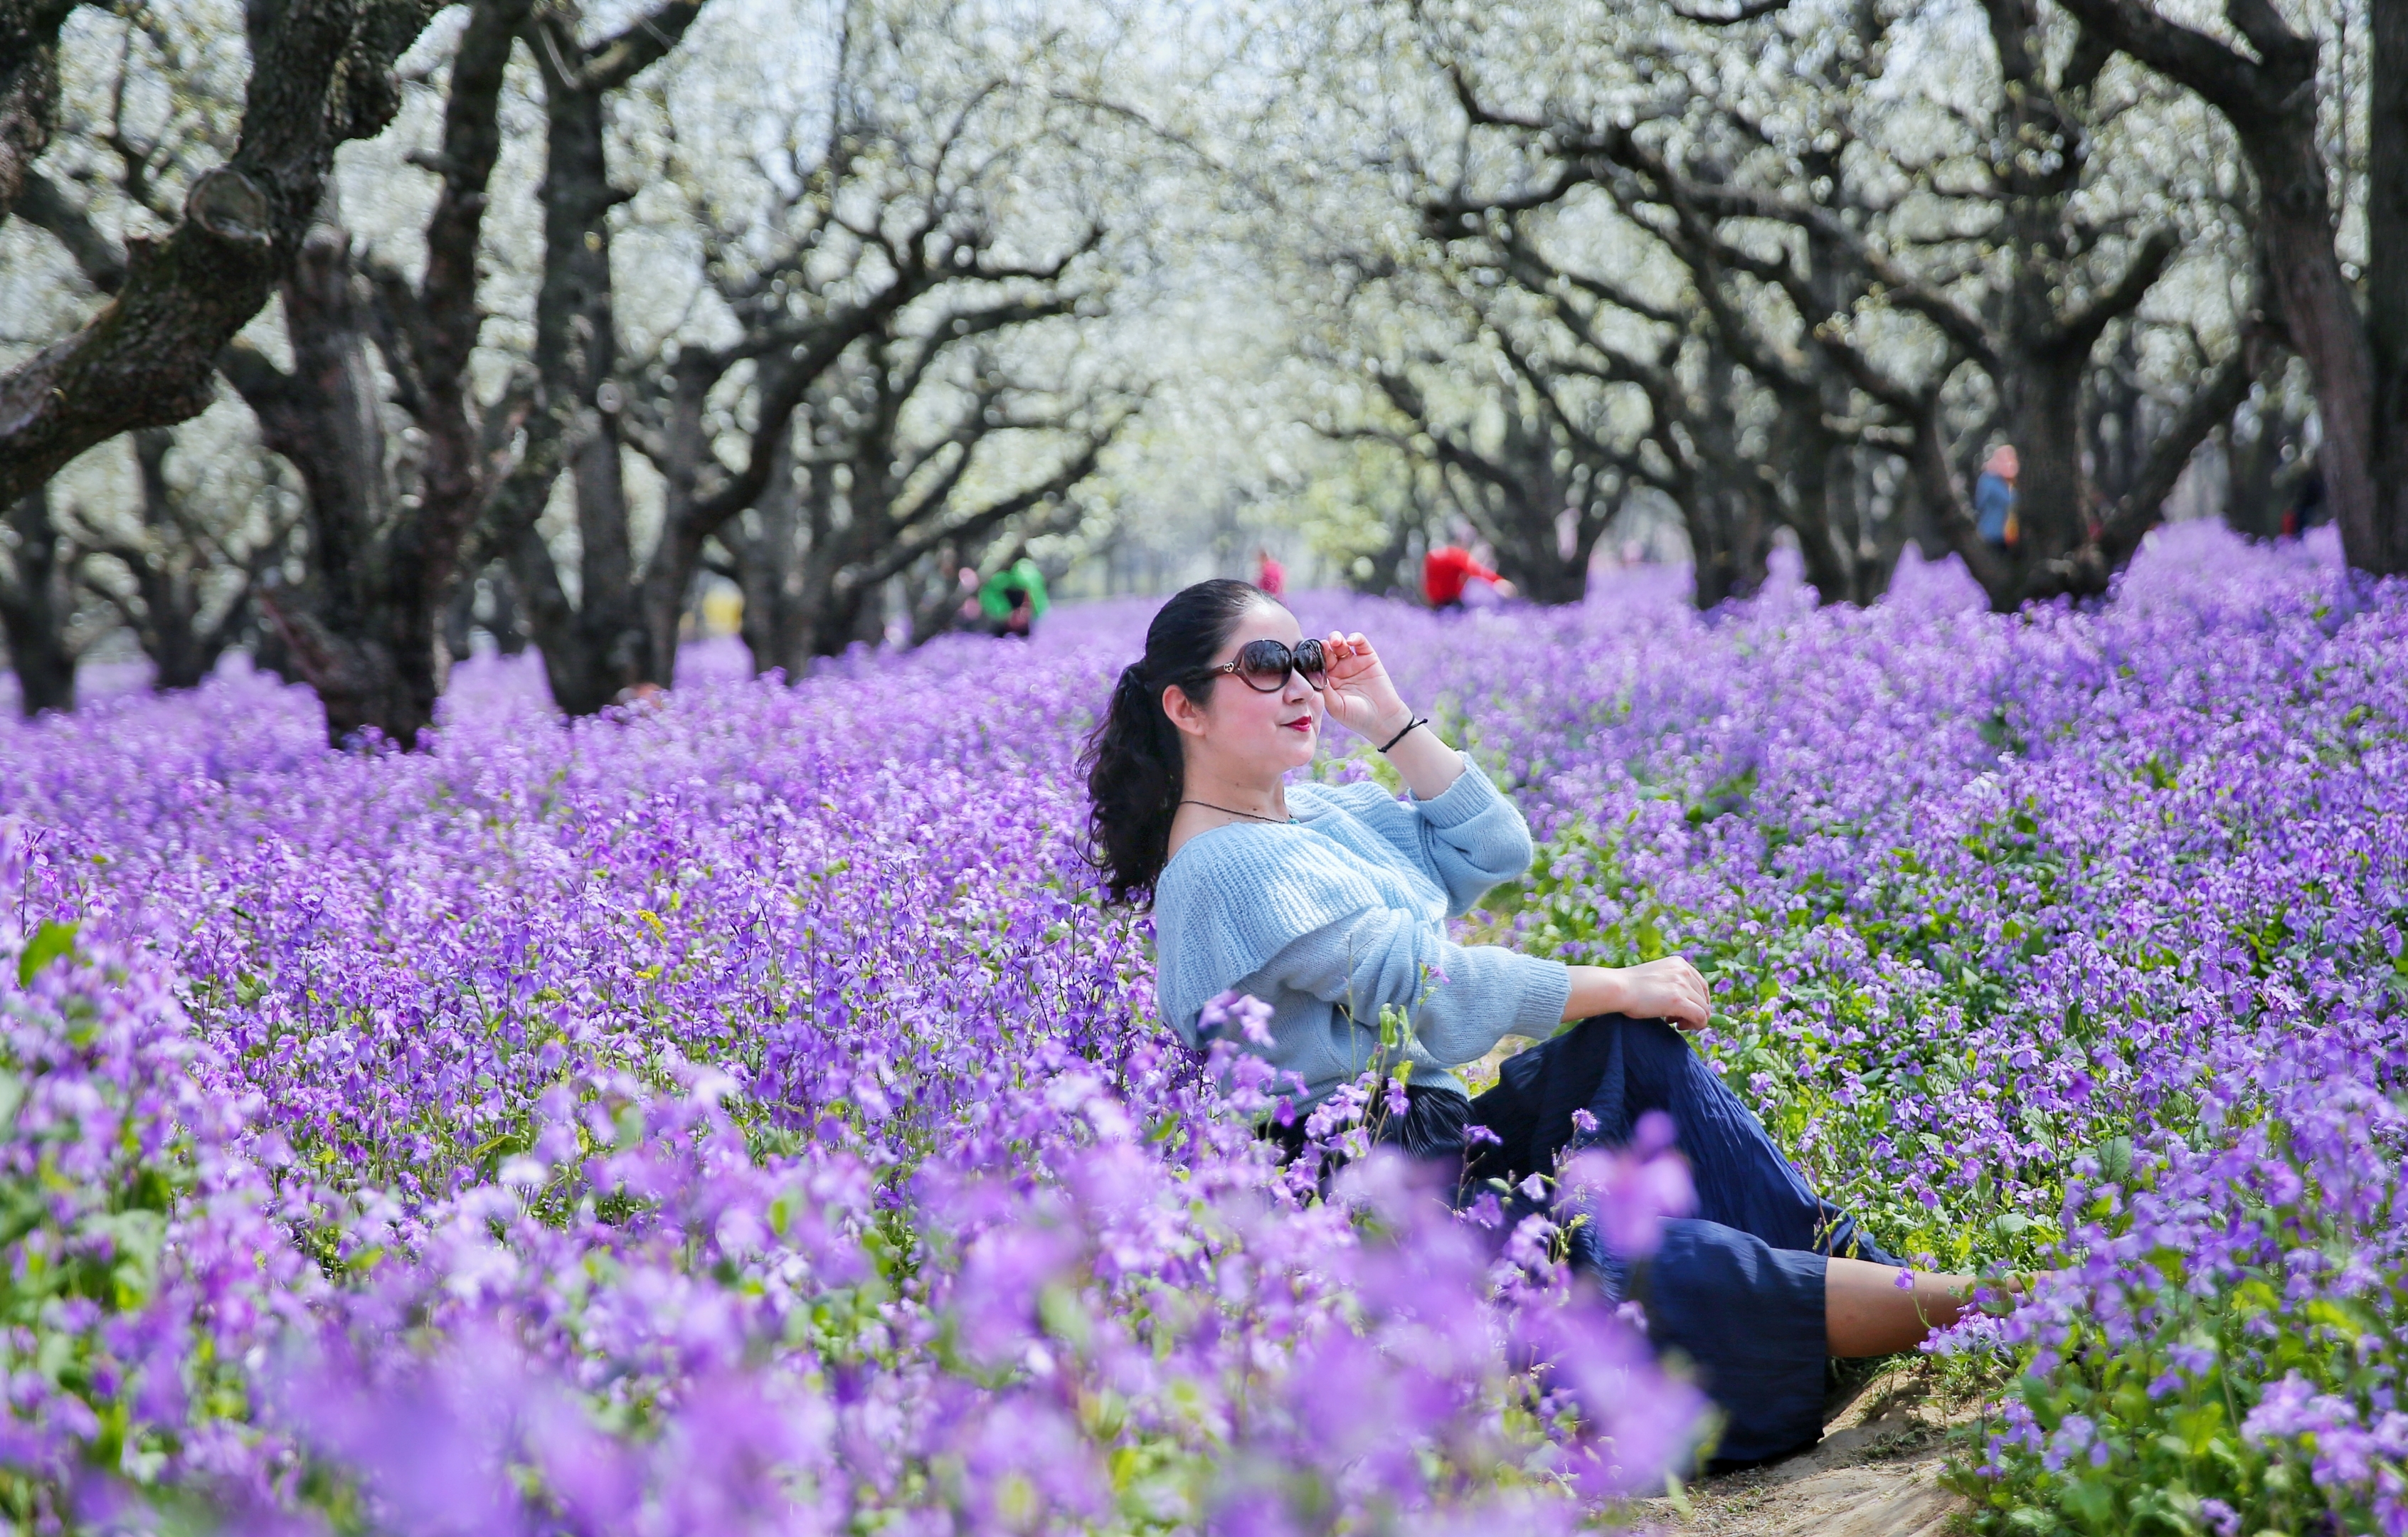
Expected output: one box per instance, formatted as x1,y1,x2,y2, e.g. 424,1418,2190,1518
1253,903,1570,1069
1317,756,1537,916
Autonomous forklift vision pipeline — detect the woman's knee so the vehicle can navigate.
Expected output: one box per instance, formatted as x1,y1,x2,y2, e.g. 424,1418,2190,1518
1569,1010,1690,1062
1575,1011,1703,1104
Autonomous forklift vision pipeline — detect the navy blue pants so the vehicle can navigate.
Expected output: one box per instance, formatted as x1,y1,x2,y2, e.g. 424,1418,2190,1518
1263,1016,1899,1463
1464,1013,1901,1465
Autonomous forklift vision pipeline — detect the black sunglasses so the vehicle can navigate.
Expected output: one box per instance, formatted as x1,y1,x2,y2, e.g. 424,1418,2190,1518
1187,637,1328,692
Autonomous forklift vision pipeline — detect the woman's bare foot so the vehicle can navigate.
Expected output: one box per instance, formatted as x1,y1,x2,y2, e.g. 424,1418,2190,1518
1825,1257,2009,1357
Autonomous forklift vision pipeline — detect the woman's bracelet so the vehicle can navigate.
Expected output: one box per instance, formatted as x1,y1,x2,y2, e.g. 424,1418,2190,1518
1378,715,1430,754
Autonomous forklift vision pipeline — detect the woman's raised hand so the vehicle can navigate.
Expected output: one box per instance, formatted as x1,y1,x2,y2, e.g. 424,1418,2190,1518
1319,630,1413,742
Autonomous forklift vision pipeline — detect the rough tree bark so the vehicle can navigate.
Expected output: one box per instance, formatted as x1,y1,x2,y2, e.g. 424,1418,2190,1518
12,86,289,699
2055,0,2406,578
0,0,443,506
0,147,120,715
238,0,566,746
226,225,413,741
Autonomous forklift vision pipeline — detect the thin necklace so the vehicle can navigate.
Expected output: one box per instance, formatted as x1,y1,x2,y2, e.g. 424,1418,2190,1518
1179,798,1295,825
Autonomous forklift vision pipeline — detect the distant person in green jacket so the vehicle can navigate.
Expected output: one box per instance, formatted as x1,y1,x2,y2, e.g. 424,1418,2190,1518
979,558,1050,638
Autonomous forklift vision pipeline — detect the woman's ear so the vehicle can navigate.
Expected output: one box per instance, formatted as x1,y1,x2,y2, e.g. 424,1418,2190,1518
1162,682,1209,739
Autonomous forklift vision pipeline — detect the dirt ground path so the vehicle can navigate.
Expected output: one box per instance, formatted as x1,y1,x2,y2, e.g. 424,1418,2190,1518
1635,1366,1976,1537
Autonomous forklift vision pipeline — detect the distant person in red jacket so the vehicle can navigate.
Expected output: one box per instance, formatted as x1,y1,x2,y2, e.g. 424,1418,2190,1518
1255,546,1286,598
1423,544,1516,609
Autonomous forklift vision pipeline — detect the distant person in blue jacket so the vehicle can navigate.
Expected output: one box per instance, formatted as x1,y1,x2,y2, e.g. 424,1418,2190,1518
1974,445,2020,551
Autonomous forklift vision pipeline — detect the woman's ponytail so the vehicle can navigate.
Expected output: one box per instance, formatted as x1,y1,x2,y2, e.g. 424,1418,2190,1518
1082,579,1266,904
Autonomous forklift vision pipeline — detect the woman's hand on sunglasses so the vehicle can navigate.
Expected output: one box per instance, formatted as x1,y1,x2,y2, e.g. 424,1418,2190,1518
1318,631,1413,744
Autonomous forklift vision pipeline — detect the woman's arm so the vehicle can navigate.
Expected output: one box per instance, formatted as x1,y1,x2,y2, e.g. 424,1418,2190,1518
1317,630,1463,798
1311,746,1533,914
1562,956,1712,1030
1380,711,1465,799
1256,908,1572,1069
1312,631,1541,910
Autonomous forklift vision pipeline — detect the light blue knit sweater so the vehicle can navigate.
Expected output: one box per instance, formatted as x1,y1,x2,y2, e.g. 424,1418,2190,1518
1152,752,1573,1105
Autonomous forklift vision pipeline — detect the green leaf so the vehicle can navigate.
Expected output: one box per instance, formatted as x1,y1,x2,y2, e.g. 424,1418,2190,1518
2099,1135,2134,1183
16,920,80,986
2064,1477,2116,1527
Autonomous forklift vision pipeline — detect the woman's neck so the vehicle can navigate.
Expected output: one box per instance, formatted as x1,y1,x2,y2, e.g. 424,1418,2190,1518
1178,759,1290,825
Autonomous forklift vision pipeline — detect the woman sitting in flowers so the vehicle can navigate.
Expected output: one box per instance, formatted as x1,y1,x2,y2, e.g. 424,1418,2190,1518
1084,578,1990,1464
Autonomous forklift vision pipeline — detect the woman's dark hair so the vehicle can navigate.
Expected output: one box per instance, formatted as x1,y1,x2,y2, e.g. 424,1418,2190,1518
1083,579,1268,904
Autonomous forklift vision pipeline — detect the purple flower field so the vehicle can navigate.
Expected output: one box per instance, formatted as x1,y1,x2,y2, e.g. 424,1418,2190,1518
0,523,2400,1534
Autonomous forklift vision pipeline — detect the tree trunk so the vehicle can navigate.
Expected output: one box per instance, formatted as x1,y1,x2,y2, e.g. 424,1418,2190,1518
2370,0,2408,574
733,544,783,677
248,597,296,682
1468,477,1587,603
0,483,75,715
803,496,889,660
1770,408,1864,604
127,428,228,691
516,6,675,711
1685,485,1770,609
368,0,548,709
2086,329,2148,506
442,565,477,665
2025,334,2266,601
487,568,524,655
637,359,715,685
1843,451,1905,603
221,0,532,746
810,582,879,660
1788,226,1887,606
2224,413,2287,541
509,523,622,714
1901,402,2016,608
240,226,435,747
728,438,802,677
2249,130,2382,572
731,458,837,680
404,0,532,601
2002,347,2094,576
907,546,974,644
